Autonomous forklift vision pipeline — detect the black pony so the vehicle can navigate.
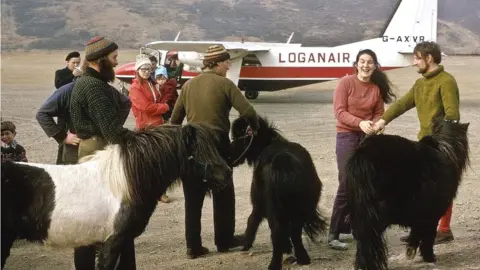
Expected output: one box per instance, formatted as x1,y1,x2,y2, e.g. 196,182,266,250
1,123,231,270
346,118,470,270
230,116,327,270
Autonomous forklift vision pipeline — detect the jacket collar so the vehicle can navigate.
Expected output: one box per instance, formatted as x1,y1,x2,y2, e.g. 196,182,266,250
85,67,109,83
422,65,444,79
1,139,17,149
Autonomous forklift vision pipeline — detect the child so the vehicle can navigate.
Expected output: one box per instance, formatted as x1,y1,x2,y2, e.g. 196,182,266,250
1,121,28,163
155,66,179,121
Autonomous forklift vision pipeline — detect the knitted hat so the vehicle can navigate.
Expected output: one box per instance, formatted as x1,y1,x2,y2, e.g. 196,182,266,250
84,36,118,61
65,51,80,61
155,66,168,78
202,45,230,66
1,121,16,133
135,54,152,71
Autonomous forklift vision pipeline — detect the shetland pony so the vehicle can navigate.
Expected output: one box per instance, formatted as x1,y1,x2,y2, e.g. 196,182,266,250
346,118,470,270
230,116,327,270
1,123,231,270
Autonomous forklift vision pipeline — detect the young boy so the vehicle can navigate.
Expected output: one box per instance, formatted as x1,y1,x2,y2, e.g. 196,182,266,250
1,121,28,163
155,66,179,121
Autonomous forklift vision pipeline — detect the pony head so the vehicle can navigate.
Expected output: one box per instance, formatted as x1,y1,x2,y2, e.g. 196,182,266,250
182,123,231,191
431,117,470,136
230,115,285,166
110,123,231,204
430,116,470,174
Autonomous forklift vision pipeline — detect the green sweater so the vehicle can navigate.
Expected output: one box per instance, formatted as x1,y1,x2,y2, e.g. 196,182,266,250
170,70,257,134
382,65,460,139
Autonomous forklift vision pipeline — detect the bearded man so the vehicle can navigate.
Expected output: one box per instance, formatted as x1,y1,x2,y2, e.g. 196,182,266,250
70,36,132,158
69,36,133,269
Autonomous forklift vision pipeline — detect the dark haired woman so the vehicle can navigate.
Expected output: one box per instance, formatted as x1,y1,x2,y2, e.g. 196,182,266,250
328,49,396,250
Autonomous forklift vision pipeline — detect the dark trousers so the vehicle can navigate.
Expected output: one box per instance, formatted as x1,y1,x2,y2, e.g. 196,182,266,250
55,143,64,165
182,133,236,250
55,143,79,165
329,131,365,235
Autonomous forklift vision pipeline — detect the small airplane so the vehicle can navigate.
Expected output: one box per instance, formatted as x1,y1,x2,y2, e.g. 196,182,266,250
115,0,438,100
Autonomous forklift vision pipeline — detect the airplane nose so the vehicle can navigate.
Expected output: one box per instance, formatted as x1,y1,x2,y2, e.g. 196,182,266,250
114,62,136,84
115,62,135,77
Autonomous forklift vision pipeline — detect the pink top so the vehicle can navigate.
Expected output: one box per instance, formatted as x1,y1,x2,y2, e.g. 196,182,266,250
333,74,384,133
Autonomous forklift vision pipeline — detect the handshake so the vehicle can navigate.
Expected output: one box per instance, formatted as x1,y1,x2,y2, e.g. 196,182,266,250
359,119,386,135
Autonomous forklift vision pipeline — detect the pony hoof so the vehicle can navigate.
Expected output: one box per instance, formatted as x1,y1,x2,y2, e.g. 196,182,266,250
406,246,417,260
283,255,297,265
268,262,282,270
293,251,311,265
241,245,251,251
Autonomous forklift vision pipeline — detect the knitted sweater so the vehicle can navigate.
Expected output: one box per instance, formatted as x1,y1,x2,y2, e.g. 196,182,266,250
70,67,131,144
1,141,28,163
381,65,460,139
333,74,384,133
170,70,257,134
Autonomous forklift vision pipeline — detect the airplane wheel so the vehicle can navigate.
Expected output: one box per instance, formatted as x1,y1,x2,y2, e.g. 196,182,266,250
245,90,259,100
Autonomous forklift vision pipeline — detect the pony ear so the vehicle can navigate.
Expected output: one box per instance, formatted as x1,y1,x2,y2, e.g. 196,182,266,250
182,125,197,154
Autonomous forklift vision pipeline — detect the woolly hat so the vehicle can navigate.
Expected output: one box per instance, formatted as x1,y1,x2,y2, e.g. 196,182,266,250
84,36,118,61
155,66,168,78
65,51,80,61
135,54,152,71
202,45,230,66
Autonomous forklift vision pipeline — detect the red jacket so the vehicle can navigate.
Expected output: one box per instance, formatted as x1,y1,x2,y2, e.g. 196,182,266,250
129,77,169,129
158,78,179,105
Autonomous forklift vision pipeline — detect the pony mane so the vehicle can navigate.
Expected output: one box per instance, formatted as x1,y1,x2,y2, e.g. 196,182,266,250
231,115,287,166
426,118,470,174
102,123,226,204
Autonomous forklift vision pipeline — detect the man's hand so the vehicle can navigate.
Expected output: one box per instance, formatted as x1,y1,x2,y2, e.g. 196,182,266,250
359,120,375,135
373,119,386,134
73,68,83,77
64,131,81,145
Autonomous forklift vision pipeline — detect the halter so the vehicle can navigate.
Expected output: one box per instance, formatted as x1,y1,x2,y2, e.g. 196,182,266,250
230,125,254,167
188,156,208,183
444,119,459,124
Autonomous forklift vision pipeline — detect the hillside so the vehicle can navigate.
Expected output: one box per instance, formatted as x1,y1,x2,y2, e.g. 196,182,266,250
1,0,479,54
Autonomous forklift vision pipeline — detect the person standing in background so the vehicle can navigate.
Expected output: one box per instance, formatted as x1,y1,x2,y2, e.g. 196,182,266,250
55,51,82,89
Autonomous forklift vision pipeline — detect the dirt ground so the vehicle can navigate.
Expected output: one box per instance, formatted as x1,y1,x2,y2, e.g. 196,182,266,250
1,51,479,269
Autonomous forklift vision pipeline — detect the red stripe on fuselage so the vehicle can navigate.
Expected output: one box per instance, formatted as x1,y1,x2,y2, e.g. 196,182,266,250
239,66,399,79
116,65,402,81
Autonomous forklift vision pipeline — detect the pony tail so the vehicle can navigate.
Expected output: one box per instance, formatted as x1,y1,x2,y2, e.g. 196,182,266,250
371,68,397,104
345,151,388,270
267,153,297,219
303,208,327,243
268,153,326,242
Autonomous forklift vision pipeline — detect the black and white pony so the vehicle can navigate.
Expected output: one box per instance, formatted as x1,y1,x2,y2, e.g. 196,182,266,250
1,123,231,270
346,118,470,270
230,116,327,270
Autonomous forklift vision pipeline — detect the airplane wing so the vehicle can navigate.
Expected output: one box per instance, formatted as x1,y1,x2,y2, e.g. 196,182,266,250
145,41,271,52
145,40,272,87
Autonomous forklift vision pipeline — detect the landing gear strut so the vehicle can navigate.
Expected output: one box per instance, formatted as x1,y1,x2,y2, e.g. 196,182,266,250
119,81,130,96
245,90,259,100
